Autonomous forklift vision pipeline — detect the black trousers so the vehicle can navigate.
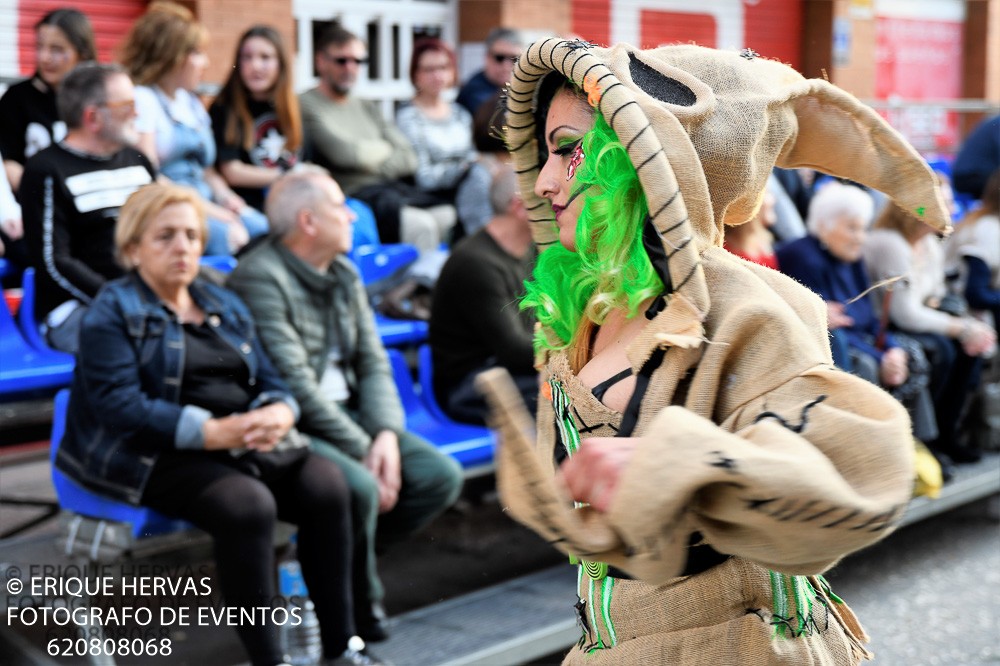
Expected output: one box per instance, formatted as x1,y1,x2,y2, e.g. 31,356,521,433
142,449,353,666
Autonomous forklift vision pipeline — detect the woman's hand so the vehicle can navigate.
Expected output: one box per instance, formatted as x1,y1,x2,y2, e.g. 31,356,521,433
242,402,295,451
879,347,909,387
1,215,23,240
225,221,250,254
203,413,250,450
202,403,294,451
217,189,247,215
557,437,640,512
959,319,997,357
826,302,854,330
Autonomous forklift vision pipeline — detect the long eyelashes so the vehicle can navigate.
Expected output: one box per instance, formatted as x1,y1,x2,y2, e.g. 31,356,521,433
551,139,582,157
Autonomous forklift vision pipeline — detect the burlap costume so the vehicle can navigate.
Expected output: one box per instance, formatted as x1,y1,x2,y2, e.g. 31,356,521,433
476,40,952,665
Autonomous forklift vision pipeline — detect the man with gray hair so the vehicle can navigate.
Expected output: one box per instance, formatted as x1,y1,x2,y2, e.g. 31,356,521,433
456,27,524,116
20,62,154,353
228,166,462,644
429,164,537,425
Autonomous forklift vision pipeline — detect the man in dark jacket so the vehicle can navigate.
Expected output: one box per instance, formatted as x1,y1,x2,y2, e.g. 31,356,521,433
430,165,537,424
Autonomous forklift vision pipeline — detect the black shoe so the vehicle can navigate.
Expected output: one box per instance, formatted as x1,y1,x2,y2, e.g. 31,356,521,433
355,602,390,643
931,451,956,484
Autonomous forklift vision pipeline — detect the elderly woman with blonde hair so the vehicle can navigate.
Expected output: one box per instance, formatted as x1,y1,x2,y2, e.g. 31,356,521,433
121,1,268,255
55,182,379,665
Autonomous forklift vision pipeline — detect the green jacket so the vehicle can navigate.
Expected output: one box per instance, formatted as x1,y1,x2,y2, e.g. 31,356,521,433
228,240,405,459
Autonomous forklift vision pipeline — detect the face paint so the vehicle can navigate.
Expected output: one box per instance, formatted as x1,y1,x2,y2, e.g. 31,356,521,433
567,143,585,181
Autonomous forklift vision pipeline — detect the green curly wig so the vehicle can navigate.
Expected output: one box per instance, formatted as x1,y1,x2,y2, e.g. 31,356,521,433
520,112,665,353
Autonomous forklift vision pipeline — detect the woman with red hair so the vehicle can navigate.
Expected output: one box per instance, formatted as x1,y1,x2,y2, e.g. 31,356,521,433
397,38,485,235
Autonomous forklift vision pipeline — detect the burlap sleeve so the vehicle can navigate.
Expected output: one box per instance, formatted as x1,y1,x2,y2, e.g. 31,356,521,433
607,365,913,582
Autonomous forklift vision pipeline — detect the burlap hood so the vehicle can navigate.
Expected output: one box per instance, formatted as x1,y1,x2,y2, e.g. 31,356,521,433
506,39,951,317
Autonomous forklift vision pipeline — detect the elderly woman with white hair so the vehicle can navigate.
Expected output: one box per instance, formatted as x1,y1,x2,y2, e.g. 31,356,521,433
777,181,938,443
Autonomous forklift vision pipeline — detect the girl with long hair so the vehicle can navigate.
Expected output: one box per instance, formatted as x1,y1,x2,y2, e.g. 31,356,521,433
209,25,302,213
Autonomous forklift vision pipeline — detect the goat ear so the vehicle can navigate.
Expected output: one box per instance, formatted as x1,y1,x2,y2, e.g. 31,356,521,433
628,53,698,107
779,79,950,232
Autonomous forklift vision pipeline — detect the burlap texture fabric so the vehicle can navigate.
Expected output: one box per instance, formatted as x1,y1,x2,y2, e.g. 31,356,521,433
565,558,868,665
476,39,938,664
505,39,951,319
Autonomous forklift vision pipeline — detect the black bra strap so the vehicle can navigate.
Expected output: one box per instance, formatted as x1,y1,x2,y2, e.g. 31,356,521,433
590,367,633,402
617,346,667,437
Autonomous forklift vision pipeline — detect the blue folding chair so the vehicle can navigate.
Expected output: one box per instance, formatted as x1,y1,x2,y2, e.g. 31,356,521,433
376,314,428,347
49,389,192,555
347,197,419,285
199,255,238,274
0,258,19,282
16,268,57,352
385,348,495,471
0,282,74,401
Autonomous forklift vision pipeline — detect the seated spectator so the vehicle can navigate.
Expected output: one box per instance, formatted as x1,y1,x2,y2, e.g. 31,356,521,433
121,1,267,256
300,25,454,261
452,90,511,236
430,165,537,425
20,63,155,353
209,25,300,214
777,182,937,443
397,38,483,235
946,168,1000,333
865,194,996,462
723,190,778,269
54,182,381,666
455,27,523,117
0,149,21,264
0,8,95,194
228,166,462,645
952,115,999,199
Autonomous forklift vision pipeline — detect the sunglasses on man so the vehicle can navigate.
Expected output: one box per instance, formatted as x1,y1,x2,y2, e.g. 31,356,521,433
490,53,519,64
322,53,369,66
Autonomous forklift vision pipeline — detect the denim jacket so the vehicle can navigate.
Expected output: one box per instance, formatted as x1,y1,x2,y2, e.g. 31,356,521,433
54,272,300,505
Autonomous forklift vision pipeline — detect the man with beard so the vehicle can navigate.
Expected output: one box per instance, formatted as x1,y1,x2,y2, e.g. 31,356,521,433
300,25,454,256
21,62,155,353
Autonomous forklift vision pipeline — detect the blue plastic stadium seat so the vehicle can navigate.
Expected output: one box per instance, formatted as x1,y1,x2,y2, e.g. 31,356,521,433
17,268,59,352
925,155,952,181
385,348,495,470
0,283,74,401
199,255,238,273
376,313,428,347
351,243,419,286
49,390,191,541
0,258,20,282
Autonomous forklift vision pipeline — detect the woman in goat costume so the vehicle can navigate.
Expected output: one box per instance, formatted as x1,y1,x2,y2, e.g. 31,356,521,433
476,40,950,664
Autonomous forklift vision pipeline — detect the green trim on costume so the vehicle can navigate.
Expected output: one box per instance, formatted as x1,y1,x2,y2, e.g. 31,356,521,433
587,576,605,651
817,574,845,604
550,379,581,457
769,570,791,638
601,576,618,647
